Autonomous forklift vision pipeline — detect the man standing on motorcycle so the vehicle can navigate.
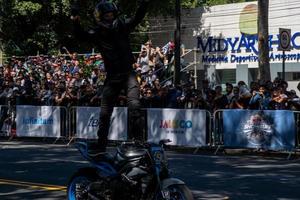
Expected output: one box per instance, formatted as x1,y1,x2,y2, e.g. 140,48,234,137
71,0,150,152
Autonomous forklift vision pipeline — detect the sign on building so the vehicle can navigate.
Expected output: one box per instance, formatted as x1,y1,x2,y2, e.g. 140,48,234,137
279,28,292,51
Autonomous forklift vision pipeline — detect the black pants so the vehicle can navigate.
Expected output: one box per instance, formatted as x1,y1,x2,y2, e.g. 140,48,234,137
97,72,143,147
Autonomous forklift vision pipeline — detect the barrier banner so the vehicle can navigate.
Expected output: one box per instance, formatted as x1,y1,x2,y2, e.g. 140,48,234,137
76,107,127,140
223,110,296,150
147,108,207,147
16,106,61,137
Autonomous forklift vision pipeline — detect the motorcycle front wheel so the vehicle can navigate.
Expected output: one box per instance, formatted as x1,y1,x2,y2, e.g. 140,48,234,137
67,168,97,200
156,184,194,200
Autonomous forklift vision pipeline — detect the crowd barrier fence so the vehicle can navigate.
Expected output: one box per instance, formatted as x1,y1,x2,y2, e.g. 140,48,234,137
68,106,128,145
146,108,211,148
1,105,299,154
293,111,300,148
11,105,68,142
0,105,11,137
213,109,299,155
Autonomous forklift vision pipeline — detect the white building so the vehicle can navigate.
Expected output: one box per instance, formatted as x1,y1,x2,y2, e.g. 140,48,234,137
149,0,300,93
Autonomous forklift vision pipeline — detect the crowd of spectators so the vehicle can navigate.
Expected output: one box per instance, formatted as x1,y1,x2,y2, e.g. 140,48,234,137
0,40,300,112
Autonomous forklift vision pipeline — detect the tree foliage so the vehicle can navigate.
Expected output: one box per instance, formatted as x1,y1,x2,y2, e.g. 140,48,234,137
204,0,254,6
0,0,254,56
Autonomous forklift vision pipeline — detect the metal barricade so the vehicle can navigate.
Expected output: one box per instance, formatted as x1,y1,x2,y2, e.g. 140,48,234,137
293,111,300,149
213,109,298,156
54,106,68,143
68,107,77,144
69,107,212,148
68,106,128,145
8,105,68,142
0,105,11,137
213,110,224,147
206,110,213,146
193,109,213,154
145,108,211,148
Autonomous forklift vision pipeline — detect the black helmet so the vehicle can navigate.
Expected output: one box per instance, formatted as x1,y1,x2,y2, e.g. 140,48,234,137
94,1,118,22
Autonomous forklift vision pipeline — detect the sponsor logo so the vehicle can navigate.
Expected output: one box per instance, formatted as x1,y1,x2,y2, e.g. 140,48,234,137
87,116,99,127
23,117,53,125
159,120,193,129
241,113,274,146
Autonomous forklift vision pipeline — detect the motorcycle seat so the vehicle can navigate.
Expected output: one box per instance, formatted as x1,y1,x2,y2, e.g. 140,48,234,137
76,142,115,164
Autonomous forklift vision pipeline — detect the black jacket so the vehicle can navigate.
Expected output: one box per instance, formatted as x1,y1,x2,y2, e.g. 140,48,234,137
74,1,149,76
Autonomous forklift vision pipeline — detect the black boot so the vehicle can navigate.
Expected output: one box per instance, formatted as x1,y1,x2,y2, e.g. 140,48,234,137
87,140,107,154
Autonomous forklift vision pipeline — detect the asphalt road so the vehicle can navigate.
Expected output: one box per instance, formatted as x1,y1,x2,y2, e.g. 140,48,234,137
0,140,300,200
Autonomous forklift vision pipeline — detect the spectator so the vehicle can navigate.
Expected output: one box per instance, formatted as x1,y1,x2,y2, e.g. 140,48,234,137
248,84,271,110
137,47,150,74
3,42,300,114
152,86,169,108
225,82,234,103
269,86,288,110
200,79,213,101
141,88,154,108
228,86,244,109
287,90,300,110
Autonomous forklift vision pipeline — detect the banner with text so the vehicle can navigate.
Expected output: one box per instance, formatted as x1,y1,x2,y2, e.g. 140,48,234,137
223,110,295,151
147,108,207,147
16,106,61,137
76,107,127,140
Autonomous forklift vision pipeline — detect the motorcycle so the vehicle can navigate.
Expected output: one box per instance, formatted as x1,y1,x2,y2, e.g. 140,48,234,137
67,139,194,200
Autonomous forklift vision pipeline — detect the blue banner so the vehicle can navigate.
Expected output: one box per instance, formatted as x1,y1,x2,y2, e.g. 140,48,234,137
223,110,295,151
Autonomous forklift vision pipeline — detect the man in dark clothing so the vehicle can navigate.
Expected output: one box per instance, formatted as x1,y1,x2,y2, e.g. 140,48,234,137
72,0,150,152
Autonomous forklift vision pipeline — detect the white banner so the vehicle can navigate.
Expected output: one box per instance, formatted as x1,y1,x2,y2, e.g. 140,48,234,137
16,106,61,137
147,108,207,147
76,107,127,140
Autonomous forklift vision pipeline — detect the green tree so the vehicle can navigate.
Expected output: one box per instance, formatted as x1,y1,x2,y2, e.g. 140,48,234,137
204,0,253,6
0,0,255,56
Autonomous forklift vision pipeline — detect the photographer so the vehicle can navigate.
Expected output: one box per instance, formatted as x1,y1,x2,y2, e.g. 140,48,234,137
71,0,150,152
248,84,271,110
269,86,288,110
228,86,244,109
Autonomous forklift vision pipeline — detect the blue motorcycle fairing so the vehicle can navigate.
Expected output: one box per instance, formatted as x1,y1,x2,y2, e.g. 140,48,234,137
75,142,118,177
94,162,118,177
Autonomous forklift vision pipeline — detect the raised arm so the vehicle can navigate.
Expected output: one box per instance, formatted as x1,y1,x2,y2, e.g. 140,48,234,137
125,0,150,31
71,7,97,43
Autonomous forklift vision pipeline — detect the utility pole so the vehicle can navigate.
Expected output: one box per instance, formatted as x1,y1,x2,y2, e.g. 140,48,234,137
174,0,181,86
257,0,271,82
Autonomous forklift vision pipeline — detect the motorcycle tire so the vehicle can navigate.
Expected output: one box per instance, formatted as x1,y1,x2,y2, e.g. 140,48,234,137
156,184,194,200
67,168,98,200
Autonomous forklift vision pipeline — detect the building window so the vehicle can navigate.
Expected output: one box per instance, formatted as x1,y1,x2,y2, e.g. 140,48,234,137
216,69,236,84
292,72,300,81
277,72,300,81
